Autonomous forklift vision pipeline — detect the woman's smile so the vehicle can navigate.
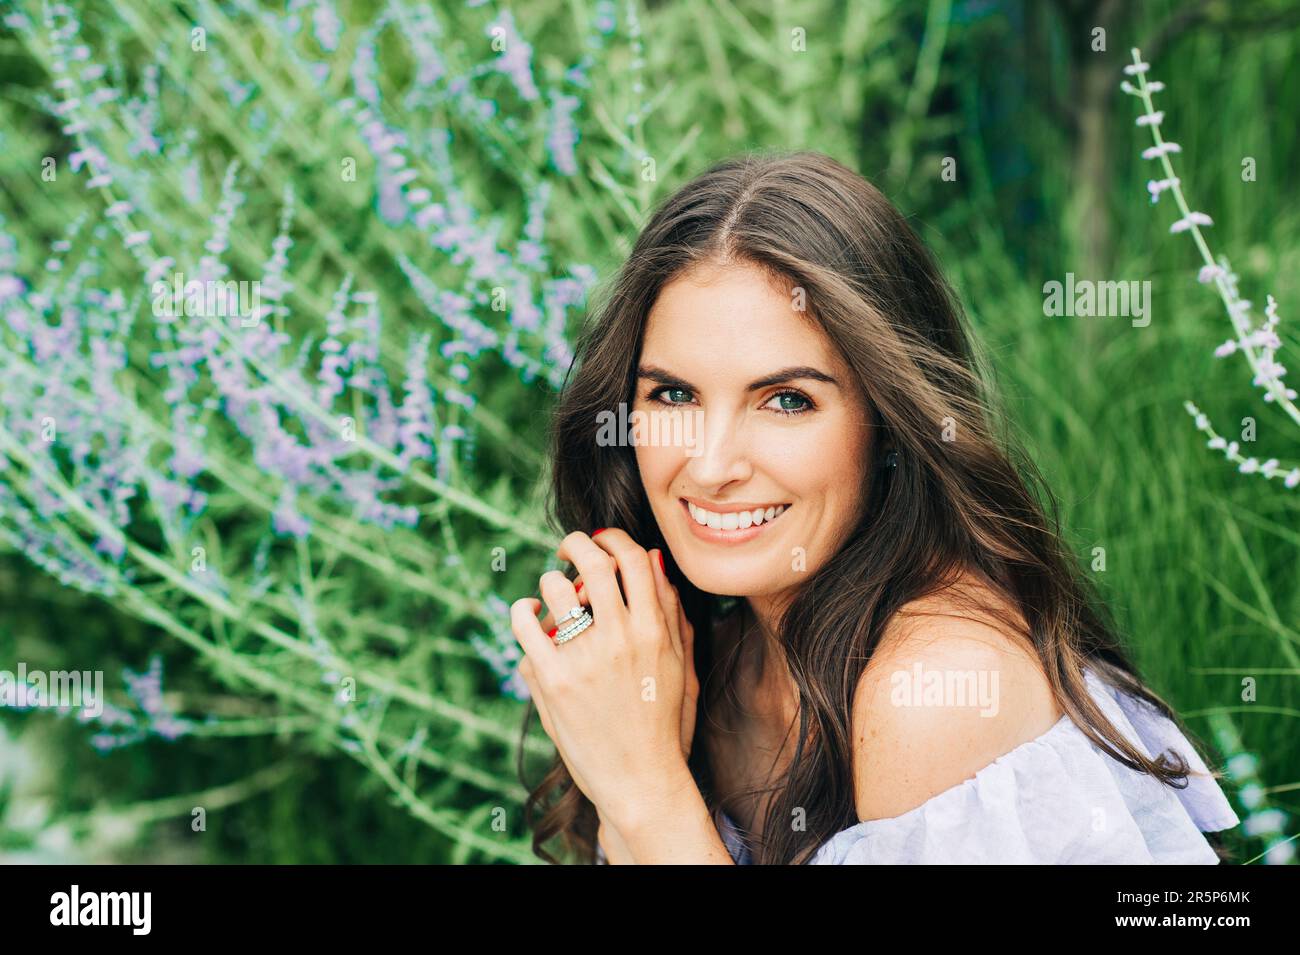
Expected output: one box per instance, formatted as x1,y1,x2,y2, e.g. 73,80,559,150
679,496,792,545
632,260,870,597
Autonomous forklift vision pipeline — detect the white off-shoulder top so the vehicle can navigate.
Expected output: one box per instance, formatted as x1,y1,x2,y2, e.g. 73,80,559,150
599,666,1241,864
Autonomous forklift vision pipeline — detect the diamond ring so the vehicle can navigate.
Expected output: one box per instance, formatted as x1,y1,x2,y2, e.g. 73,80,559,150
554,609,594,645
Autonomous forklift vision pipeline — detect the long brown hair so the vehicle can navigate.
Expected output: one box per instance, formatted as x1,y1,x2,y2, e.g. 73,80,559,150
519,149,1229,864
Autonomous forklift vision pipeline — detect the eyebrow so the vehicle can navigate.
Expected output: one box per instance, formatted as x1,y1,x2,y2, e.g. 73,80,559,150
636,364,840,392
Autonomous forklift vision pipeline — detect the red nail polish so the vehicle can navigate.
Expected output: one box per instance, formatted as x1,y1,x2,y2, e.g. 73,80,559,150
547,627,558,638
575,580,584,593
656,550,665,573
592,528,606,536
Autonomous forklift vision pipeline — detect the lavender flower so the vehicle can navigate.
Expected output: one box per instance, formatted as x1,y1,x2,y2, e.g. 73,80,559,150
546,93,581,176
1210,714,1295,864
1170,211,1213,234
397,332,437,467
309,0,343,52
469,594,531,702
1184,402,1300,489
272,487,312,539
77,655,195,751
487,10,539,102
1126,48,1300,491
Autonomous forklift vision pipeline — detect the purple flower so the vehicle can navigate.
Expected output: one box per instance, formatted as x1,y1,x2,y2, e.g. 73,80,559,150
312,0,342,52
272,488,311,538
74,656,193,751
397,333,437,466
487,10,539,101
1141,142,1181,159
1131,53,1299,494
1169,211,1212,234
546,93,581,176
0,274,25,304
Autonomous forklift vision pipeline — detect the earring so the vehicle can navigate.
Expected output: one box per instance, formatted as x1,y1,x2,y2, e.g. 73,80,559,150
883,449,899,469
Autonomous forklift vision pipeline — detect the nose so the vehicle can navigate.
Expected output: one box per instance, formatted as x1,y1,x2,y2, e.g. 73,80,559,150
682,405,753,489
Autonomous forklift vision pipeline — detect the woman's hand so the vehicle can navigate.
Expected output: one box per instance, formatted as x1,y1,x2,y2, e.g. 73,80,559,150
511,529,699,829
533,543,699,760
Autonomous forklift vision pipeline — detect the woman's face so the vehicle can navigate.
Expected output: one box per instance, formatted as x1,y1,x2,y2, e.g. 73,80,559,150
633,260,874,600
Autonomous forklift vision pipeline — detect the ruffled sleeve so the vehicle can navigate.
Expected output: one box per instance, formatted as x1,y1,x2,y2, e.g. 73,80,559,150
803,668,1240,864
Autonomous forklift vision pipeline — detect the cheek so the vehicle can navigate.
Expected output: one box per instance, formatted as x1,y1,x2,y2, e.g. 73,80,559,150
634,441,680,492
819,422,871,522
757,415,855,482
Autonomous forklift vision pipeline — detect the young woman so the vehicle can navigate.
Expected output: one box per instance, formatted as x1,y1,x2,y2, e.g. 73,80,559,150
509,150,1240,865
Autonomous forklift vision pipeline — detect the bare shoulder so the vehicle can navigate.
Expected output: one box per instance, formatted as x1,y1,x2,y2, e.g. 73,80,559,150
850,571,1064,822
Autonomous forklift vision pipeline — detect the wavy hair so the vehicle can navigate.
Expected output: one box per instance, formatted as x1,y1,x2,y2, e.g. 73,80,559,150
518,149,1230,865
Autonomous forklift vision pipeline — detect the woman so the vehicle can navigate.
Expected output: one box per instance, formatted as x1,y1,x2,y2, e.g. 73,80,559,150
509,150,1240,864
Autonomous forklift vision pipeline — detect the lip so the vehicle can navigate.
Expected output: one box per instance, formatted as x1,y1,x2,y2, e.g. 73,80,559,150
679,495,787,513
679,497,790,545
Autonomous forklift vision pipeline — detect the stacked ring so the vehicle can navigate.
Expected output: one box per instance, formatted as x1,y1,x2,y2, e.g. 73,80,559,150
555,604,587,626
554,606,594,645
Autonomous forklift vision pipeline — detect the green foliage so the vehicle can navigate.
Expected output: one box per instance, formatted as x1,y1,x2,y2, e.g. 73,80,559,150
0,0,1296,863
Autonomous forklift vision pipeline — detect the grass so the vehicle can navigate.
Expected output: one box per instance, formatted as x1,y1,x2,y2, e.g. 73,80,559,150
0,0,1295,863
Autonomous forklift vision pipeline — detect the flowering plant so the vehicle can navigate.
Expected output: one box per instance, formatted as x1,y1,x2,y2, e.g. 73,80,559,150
0,0,623,863
1121,46,1298,489
0,0,903,860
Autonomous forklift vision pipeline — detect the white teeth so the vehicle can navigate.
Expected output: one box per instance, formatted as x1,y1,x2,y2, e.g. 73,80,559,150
686,501,788,530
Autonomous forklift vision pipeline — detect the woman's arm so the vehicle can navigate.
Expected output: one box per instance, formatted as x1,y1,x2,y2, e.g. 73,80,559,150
596,809,637,864
610,763,736,864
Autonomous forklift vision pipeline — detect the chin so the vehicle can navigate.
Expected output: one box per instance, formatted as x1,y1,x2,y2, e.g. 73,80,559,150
669,552,786,599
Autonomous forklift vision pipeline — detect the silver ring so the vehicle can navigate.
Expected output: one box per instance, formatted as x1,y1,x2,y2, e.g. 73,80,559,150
554,610,594,645
555,603,587,626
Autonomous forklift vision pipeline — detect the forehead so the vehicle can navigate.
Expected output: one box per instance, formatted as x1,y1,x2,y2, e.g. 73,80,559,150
642,262,838,367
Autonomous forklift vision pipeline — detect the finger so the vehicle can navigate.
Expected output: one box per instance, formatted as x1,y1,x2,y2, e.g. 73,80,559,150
519,662,556,740
555,530,629,625
539,570,585,641
537,576,589,634
584,528,659,626
510,597,556,664
654,549,682,621
680,607,699,707
648,549,683,660
653,548,688,659
678,600,696,672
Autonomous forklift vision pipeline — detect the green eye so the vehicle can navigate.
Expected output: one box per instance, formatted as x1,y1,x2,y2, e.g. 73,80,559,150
769,391,814,416
647,386,694,407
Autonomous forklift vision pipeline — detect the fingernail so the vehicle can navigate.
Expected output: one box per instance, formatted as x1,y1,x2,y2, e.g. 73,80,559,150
575,580,584,593
656,550,665,573
547,627,558,638
592,528,606,536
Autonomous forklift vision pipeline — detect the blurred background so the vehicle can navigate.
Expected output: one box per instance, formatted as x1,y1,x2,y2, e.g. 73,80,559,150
0,0,1297,863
